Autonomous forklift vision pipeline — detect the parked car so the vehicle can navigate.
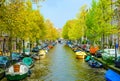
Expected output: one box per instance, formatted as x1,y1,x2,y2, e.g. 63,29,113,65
95,50,104,58
102,49,115,64
115,56,120,68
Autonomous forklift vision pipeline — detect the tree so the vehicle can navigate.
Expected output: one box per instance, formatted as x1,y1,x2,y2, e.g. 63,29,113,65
62,5,87,41
62,22,69,39
1,0,46,53
44,19,59,41
68,19,84,40
85,0,117,46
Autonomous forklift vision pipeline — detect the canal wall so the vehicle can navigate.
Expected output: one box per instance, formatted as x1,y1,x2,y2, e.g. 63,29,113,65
93,57,120,74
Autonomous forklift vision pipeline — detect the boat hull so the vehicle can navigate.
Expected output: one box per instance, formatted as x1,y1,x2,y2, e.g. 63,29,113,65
76,55,85,59
75,51,86,59
85,55,91,62
39,54,46,59
22,57,34,69
6,72,28,81
5,62,29,81
88,59,102,68
105,69,120,81
39,50,46,59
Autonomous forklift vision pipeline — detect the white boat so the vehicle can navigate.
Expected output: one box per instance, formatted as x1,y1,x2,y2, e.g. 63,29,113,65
5,62,29,81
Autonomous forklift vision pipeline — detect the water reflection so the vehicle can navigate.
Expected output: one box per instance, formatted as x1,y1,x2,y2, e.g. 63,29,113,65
2,44,105,81
28,44,105,81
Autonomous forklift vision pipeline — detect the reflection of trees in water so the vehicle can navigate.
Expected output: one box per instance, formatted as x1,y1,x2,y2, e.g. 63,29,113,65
85,68,105,81
33,60,50,78
34,65,49,77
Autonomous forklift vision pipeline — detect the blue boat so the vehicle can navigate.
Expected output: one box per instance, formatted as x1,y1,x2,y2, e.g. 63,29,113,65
105,69,120,81
0,56,10,69
88,58,102,68
12,52,23,62
22,57,34,68
66,41,72,45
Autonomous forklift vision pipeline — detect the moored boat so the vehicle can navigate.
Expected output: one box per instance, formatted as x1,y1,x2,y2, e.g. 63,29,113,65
88,59,102,68
39,50,46,59
23,48,30,56
76,51,86,59
11,52,23,63
31,53,40,60
5,62,29,81
105,69,120,81
85,55,91,62
48,45,53,49
0,56,10,69
22,57,34,68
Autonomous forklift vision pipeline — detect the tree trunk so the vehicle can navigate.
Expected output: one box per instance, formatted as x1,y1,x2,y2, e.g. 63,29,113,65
3,38,5,54
23,40,25,54
30,40,32,52
36,38,39,46
9,36,12,59
18,40,22,53
15,37,17,51
103,33,105,49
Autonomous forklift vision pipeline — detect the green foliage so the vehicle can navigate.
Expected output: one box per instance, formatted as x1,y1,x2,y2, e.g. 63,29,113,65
62,5,87,40
0,0,46,52
62,21,69,39
44,19,59,40
0,0,46,40
68,19,83,40
86,0,117,44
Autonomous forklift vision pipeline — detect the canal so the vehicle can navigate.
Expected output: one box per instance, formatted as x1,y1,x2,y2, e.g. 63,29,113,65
2,43,106,81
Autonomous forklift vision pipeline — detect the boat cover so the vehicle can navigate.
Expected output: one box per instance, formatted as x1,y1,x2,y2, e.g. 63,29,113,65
105,69,120,81
22,57,33,67
0,56,8,64
12,52,21,60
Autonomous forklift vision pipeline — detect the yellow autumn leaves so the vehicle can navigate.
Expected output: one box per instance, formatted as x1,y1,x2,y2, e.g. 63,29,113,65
0,0,59,42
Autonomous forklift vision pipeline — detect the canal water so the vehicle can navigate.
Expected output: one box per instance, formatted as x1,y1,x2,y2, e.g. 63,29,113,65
2,43,106,81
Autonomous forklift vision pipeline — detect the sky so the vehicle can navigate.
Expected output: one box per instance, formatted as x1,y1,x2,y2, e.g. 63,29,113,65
33,0,92,28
